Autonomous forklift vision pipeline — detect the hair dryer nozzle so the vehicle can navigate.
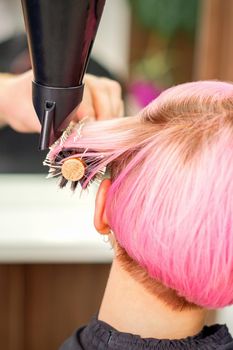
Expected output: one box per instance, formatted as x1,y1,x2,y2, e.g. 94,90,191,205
33,81,84,150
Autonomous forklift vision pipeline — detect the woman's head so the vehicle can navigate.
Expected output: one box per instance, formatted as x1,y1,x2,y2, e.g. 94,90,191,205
46,80,233,309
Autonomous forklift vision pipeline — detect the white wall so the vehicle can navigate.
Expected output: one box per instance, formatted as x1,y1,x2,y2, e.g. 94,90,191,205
0,0,24,42
216,308,233,333
92,0,131,79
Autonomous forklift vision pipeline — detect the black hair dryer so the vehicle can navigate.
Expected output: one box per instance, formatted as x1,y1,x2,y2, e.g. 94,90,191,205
21,0,106,150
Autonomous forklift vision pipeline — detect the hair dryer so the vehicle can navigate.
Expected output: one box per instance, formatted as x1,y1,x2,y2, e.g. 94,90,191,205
21,0,106,150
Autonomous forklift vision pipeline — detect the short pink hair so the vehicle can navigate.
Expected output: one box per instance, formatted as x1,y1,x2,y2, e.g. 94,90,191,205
47,80,233,308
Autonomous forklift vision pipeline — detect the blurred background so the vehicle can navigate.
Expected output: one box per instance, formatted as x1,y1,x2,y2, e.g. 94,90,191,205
0,0,233,349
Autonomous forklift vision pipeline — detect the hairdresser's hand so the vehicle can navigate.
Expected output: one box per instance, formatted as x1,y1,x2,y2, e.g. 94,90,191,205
0,70,124,133
0,70,41,132
77,73,124,121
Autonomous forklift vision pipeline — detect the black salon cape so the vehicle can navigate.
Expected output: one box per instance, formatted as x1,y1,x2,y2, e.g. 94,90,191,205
59,316,233,350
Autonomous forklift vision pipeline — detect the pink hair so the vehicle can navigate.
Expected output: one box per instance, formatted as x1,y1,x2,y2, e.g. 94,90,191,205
47,80,233,308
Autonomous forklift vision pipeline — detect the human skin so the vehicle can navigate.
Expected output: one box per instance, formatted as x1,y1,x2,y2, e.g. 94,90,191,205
0,70,124,132
94,179,208,340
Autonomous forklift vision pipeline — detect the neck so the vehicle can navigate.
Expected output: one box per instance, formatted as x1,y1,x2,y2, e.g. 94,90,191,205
98,258,208,339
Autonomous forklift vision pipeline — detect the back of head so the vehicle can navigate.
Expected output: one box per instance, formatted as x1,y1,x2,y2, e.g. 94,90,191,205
47,80,233,309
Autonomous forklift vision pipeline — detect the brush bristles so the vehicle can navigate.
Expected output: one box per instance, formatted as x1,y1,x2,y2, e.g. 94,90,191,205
44,147,106,190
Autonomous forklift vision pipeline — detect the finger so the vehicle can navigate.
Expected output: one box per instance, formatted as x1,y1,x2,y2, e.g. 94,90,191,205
92,87,114,120
11,114,41,133
31,117,41,132
117,99,125,118
76,86,96,120
24,112,41,133
81,75,123,120
104,80,123,118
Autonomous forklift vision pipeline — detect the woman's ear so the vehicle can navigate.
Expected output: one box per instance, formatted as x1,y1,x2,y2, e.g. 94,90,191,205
94,178,112,235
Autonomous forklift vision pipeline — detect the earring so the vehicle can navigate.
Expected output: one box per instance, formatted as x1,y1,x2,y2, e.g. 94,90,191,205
102,229,114,243
102,234,110,244
102,229,115,250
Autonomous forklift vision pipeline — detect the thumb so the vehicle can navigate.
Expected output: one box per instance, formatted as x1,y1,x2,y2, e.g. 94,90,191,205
76,87,96,120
